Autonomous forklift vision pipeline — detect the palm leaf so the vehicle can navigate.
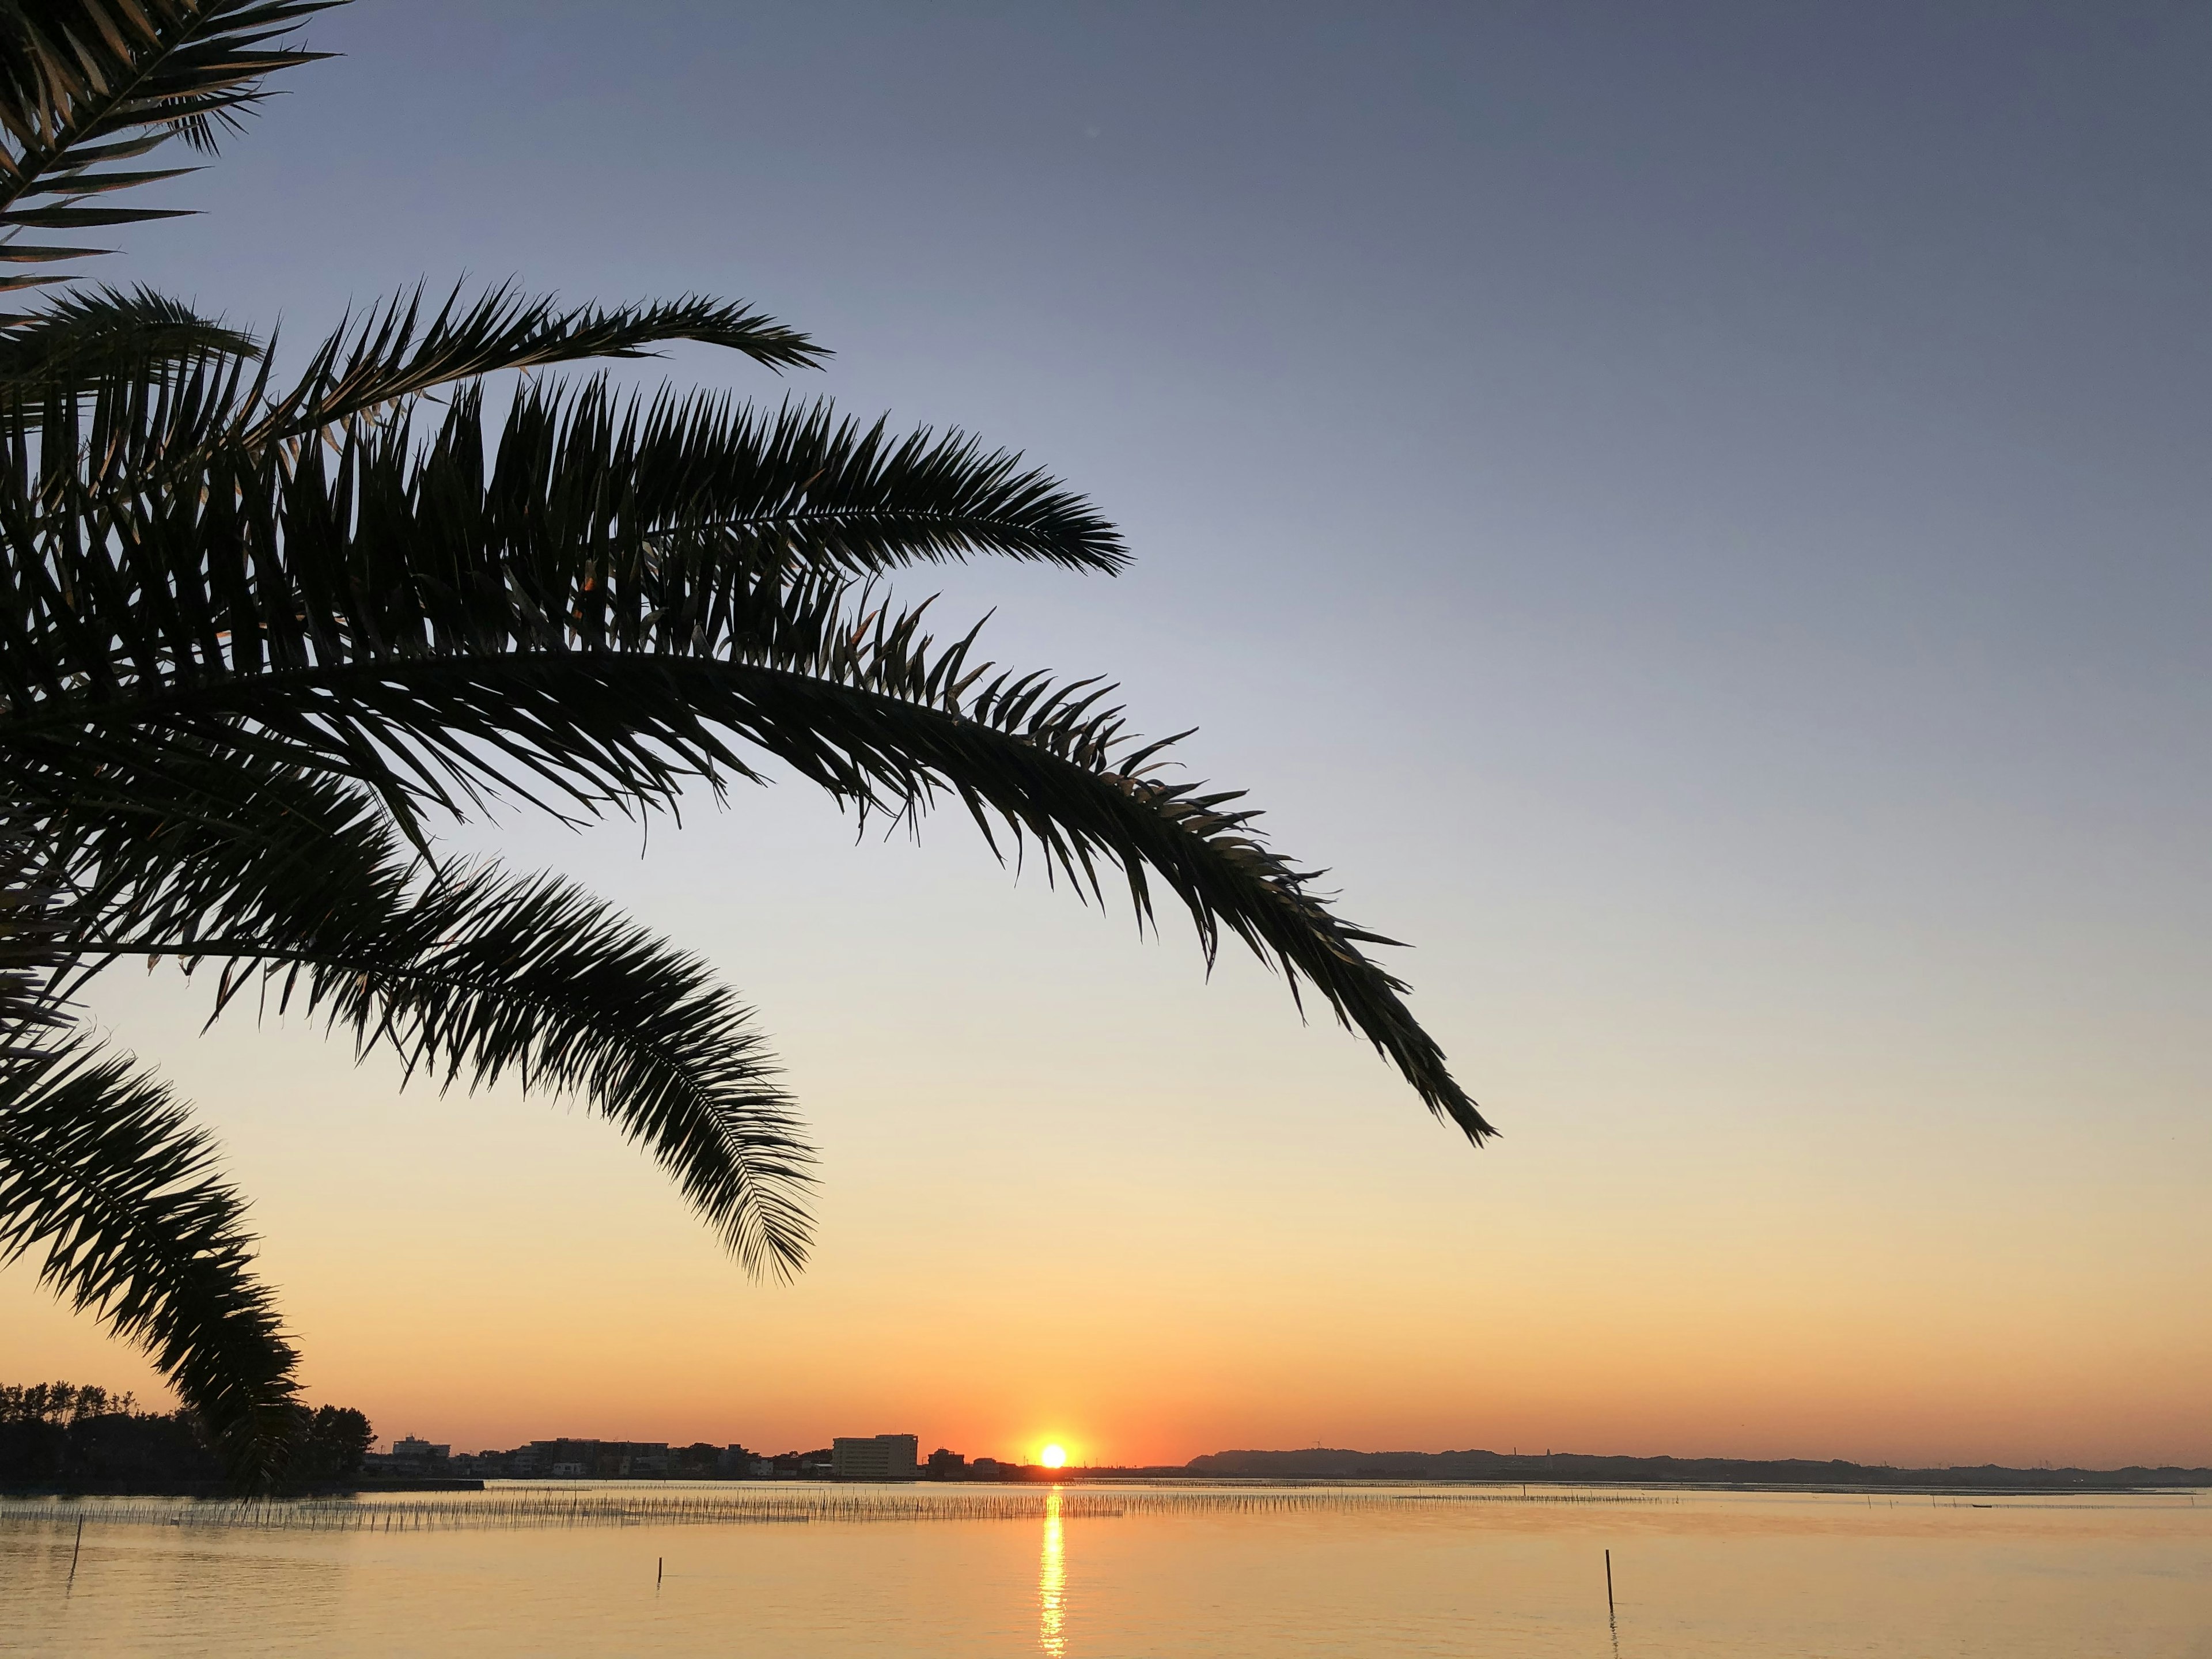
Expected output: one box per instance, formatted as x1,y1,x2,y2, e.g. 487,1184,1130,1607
0,1,342,276
0,282,257,394
247,283,828,444
9,599,1488,1141
1,354,1485,1138
0,1031,300,1488
50,759,816,1274
0,805,68,1045
0,370,1124,756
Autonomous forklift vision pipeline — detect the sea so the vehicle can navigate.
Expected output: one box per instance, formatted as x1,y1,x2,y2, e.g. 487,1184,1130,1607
2,1481,2206,1656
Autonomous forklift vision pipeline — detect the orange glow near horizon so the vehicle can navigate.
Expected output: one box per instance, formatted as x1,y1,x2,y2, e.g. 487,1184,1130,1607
5,869,2209,1478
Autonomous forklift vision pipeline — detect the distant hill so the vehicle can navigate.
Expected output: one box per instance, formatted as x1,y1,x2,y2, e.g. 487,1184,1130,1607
1179,1448,2211,1491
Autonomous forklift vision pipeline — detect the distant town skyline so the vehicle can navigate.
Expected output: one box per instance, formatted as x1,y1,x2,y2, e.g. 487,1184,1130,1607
357,1425,2212,1492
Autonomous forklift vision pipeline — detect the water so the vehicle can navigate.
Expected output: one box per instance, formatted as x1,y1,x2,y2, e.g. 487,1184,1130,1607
3,1482,2206,1656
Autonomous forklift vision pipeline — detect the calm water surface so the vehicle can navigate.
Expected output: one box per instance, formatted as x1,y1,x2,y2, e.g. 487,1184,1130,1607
3,1482,2207,1657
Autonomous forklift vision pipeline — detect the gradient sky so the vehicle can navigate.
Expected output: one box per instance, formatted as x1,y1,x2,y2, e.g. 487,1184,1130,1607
7,1,2209,1469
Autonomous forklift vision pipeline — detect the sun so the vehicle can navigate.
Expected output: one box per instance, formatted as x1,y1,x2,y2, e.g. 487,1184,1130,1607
1039,1443,1067,1469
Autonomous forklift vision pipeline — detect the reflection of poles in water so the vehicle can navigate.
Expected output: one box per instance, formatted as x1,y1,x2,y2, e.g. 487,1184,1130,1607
1037,1488,1066,1656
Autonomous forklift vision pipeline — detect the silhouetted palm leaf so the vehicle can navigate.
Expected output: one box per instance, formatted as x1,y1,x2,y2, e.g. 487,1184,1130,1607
0,283,256,404
1,358,1483,1135
50,756,816,1274
0,1032,299,1486
4,422,1486,1134
248,283,827,442
0,1,339,287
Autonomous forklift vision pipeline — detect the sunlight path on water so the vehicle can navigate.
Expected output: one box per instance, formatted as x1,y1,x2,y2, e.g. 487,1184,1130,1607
1037,1489,1065,1656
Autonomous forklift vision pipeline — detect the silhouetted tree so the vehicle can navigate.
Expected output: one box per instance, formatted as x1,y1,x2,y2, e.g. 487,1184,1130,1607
0,1,1491,1493
293,1405,373,1485
0,1376,368,1491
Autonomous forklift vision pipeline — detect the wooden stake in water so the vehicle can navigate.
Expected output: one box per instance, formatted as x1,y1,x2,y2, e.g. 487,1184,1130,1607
656,1556,664,1588
67,1517,84,1588
1605,1548,1614,1615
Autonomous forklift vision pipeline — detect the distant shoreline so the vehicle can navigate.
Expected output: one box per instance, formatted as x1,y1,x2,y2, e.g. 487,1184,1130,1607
10,1447,2207,1501
1059,1473,2210,1496
1141,1447,2212,1494
6,1472,2205,1500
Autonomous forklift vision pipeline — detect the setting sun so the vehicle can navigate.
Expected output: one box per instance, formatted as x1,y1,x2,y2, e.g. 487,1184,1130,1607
1039,1444,1068,1469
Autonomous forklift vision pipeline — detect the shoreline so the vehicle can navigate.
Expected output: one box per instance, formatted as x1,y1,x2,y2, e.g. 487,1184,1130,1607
6,1474,2203,1501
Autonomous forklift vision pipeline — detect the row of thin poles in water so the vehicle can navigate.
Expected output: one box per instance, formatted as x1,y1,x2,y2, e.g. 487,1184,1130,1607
0,1484,1672,1533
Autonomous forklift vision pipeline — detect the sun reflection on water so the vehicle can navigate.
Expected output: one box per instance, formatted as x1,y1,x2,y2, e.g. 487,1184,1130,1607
1037,1488,1066,1655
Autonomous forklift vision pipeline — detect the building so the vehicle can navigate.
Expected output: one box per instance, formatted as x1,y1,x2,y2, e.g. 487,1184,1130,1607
759,1448,833,1478
926,1447,967,1479
831,1433,919,1480
382,1436,451,1476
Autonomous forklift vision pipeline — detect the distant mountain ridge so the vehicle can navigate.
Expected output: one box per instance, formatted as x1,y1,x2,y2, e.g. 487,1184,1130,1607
1180,1448,2211,1490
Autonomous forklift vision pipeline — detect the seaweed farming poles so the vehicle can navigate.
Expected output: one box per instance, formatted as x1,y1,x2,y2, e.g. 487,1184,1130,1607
0,1484,1672,1536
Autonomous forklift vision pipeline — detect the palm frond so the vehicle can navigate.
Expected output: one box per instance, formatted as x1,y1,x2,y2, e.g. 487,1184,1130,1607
6,571,1488,1138
0,283,256,395
0,1031,299,1488
0,1,342,283
49,758,816,1274
0,347,1479,1134
247,283,827,444
0,371,1124,770
0,807,68,1046
453,378,1128,578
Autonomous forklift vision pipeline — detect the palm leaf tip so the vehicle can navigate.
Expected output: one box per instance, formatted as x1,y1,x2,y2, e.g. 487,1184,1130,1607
0,283,259,391
250,282,831,445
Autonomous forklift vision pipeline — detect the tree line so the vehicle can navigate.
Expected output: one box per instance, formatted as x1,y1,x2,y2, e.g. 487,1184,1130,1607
1,1378,370,1494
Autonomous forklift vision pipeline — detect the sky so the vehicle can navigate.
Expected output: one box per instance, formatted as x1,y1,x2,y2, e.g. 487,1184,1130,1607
7,1,2210,1469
